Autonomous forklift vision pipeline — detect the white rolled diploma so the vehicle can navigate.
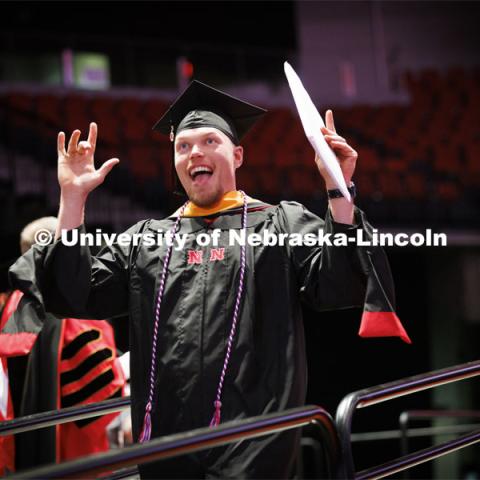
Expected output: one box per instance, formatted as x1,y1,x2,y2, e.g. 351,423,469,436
284,61,351,202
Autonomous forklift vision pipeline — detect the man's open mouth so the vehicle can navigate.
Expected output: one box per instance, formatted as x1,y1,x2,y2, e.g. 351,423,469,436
190,166,213,182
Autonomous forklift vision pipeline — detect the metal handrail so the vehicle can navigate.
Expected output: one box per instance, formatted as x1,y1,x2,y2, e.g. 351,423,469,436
10,405,339,479
399,409,480,479
356,428,480,480
100,466,139,480
400,410,480,454
0,397,130,436
335,359,480,479
349,423,480,443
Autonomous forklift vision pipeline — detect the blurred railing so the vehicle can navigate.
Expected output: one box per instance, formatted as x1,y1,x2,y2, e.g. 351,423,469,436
0,397,130,436
399,409,480,479
3,404,339,479
4,361,480,478
335,359,480,479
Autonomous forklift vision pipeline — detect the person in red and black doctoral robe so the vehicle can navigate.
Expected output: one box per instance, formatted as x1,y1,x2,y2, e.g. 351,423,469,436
0,217,126,471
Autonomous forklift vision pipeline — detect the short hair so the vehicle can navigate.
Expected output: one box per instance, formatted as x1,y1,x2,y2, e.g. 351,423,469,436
20,216,58,254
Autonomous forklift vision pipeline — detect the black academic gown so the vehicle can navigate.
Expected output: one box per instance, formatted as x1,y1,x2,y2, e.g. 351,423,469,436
9,201,378,479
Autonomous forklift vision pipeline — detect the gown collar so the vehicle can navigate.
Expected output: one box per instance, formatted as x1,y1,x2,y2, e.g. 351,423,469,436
172,191,259,218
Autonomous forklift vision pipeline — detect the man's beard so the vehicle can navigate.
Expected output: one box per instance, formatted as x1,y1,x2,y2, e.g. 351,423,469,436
187,185,225,208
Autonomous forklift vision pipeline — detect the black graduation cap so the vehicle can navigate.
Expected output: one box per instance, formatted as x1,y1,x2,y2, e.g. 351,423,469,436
153,80,266,145
153,81,266,194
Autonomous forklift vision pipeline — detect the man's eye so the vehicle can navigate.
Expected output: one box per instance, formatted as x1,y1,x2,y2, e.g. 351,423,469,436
206,138,215,145
179,143,189,150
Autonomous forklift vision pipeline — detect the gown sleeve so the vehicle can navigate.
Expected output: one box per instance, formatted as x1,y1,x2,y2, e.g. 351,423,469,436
276,201,365,311
276,201,411,343
8,222,145,320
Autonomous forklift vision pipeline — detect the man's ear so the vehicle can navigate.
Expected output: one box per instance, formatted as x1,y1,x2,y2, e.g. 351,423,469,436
233,145,244,169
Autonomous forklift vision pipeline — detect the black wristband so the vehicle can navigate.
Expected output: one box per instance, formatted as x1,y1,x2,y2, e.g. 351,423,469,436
327,182,356,199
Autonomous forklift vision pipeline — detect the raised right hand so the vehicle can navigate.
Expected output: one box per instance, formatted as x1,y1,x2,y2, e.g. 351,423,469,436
57,122,119,198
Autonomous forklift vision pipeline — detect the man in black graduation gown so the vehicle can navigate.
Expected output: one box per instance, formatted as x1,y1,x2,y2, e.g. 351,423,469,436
9,81,410,478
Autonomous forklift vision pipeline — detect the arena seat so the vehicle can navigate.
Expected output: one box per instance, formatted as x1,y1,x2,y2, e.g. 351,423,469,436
287,165,318,197
2,66,478,224
124,115,149,143
64,94,91,133
236,166,259,195
117,97,144,119
90,97,120,146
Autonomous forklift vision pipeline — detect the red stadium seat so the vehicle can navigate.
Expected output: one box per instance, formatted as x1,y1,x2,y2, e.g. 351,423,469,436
6,92,36,129
127,145,161,181
377,171,404,199
405,173,427,200
117,97,144,119
356,146,380,172
435,180,460,201
124,115,149,143
285,165,318,198
236,166,259,195
64,94,91,133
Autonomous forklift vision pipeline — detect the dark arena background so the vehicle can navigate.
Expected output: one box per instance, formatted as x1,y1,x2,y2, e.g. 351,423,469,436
1,1,480,478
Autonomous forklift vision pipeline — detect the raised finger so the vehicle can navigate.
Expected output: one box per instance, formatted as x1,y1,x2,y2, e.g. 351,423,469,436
67,130,81,154
321,126,336,136
325,110,336,133
98,157,120,179
87,122,97,150
57,131,66,156
331,141,357,155
78,140,92,154
324,133,346,143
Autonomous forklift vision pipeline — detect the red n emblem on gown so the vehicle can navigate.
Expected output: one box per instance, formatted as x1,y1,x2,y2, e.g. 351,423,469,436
209,248,225,262
187,250,203,264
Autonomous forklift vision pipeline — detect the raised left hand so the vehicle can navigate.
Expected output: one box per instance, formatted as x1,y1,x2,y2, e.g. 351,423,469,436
315,109,357,189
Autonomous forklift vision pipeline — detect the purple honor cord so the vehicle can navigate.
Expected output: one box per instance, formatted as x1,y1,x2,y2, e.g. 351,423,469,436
138,201,188,443
139,192,248,443
209,191,248,427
